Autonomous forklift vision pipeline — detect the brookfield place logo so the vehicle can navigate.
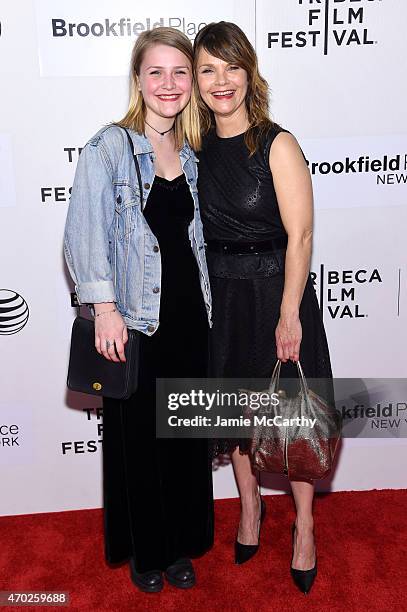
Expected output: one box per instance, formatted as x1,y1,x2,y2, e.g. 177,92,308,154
340,399,407,438
0,423,20,448
0,289,29,335
307,153,407,186
268,0,382,55
51,17,207,40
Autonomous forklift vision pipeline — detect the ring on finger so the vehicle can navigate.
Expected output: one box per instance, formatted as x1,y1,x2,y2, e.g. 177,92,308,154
106,340,114,350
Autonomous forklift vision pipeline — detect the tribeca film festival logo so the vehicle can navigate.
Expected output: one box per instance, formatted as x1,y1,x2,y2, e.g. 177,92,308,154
51,16,207,40
268,0,382,55
61,407,103,455
310,267,382,319
41,147,82,204
307,153,407,186
0,289,29,335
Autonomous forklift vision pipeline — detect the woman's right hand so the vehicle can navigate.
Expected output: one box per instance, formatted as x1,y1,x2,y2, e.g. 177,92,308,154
94,303,128,362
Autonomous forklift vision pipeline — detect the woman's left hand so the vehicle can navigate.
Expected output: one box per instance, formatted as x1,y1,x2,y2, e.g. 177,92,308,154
275,314,302,362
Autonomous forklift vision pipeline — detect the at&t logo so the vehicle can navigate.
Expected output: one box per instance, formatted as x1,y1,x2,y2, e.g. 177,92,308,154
0,289,29,335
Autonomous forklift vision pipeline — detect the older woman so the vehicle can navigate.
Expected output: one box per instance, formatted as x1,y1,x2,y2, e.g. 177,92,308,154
194,21,333,594
64,28,213,593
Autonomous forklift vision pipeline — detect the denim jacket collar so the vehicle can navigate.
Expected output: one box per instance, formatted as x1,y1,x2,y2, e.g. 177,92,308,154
64,123,212,333
180,142,199,164
129,131,154,154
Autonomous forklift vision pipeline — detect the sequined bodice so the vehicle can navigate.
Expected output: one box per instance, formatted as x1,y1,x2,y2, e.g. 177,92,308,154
197,126,289,242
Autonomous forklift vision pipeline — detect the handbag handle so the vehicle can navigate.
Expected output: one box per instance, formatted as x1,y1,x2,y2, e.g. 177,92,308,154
122,127,144,209
268,359,309,398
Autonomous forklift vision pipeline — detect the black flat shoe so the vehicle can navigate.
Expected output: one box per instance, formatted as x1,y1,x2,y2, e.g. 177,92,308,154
165,558,195,589
129,558,163,593
290,522,317,594
235,497,266,565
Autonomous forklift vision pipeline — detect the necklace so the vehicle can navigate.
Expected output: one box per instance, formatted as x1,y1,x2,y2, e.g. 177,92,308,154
145,120,174,142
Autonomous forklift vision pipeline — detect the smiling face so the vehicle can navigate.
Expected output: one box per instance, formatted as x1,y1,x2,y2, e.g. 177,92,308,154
196,47,249,121
138,44,192,123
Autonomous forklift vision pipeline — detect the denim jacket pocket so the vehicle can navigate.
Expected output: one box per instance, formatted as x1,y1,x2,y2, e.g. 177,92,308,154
114,182,141,240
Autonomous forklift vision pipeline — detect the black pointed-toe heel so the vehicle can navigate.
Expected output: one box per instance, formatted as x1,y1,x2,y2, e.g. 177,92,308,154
235,497,266,565
290,522,317,594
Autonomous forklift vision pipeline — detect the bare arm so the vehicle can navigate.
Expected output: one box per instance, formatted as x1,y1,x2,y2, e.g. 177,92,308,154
269,132,313,362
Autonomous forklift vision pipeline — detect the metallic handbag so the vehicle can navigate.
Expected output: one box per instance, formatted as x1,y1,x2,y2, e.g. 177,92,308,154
246,360,342,480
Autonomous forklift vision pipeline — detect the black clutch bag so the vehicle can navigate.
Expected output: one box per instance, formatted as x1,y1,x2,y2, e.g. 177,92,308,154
66,127,143,400
67,316,140,399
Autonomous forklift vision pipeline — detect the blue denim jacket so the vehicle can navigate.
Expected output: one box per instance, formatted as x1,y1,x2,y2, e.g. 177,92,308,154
64,125,212,335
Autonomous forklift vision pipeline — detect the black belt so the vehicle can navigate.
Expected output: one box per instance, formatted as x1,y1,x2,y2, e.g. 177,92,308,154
206,236,288,255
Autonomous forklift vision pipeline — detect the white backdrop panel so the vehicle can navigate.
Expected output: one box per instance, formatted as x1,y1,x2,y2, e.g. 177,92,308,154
0,0,406,517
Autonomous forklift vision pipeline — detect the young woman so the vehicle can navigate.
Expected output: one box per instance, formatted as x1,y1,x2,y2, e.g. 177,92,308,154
193,21,333,594
64,28,213,593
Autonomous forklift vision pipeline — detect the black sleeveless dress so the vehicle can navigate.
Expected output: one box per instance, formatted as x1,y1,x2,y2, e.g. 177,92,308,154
102,174,214,573
197,125,333,456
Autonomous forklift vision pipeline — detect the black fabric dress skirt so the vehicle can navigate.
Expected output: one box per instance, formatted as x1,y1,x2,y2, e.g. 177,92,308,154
102,174,214,573
207,248,334,457
196,126,334,458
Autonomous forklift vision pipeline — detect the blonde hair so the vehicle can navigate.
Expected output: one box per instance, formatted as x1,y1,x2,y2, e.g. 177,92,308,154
116,27,200,150
193,21,273,155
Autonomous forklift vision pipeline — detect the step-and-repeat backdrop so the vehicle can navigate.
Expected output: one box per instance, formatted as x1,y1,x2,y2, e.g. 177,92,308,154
1,0,406,516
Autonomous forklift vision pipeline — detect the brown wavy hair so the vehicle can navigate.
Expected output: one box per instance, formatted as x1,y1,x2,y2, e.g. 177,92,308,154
116,27,200,150
193,21,273,155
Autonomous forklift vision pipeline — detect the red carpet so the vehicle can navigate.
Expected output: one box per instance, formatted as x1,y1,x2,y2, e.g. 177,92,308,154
0,490,405,611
